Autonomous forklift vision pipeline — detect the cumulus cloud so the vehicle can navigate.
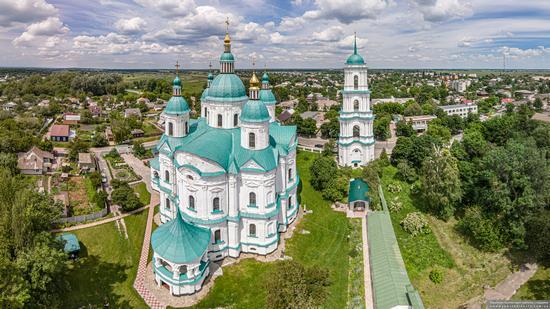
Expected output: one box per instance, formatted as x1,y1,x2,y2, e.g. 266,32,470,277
270,32,286,44
115,17,146,35
278,16,305,32
0,0,57,26
134,0,196,17
303,0,390,24
13,17,69,46
73,32,181,55
311,26,344,42
411,0,473,22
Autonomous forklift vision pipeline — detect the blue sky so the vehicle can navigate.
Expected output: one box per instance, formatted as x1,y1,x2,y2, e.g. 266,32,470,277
0,0,549,69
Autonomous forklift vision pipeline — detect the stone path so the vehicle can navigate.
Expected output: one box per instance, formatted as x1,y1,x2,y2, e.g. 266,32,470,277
362,215,375,309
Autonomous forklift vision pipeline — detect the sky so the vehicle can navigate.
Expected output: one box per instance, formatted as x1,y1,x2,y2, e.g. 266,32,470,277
0,0,550,69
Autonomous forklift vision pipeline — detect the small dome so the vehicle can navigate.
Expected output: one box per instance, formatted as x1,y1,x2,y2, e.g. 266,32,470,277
346,53,365,65
262,72,269,83
200,88,209,101
240,99,270,123
164,96,190,114
207,72,213,80
259,89,276,105
207,74,247,101
220,52,234,62
173,75,182,86
249,72,260,88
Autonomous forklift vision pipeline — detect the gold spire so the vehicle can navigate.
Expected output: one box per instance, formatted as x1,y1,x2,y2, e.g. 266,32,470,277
249,58,259,88
224,17,231,49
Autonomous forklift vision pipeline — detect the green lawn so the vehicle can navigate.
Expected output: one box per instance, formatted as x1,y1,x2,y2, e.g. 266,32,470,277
192,150,354,308
61,210,149,308
132,182,151,205
513,265,550,300
380,165,512,308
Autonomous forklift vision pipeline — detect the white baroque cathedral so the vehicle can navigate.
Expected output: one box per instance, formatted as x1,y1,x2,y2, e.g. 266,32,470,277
338,35,375,167
149,27,299,296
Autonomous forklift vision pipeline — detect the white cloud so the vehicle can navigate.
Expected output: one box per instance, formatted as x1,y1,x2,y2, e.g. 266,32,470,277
0,0,57,26
115,17,146,35
278,16,305,32
134,0,196,17
311,26,344,42
303,0,390,24
411,0,473,22
13,17,69,46
270,32,285,44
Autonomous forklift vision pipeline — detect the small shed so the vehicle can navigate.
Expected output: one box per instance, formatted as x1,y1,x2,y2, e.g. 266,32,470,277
348,178,370,211
58,233,81,258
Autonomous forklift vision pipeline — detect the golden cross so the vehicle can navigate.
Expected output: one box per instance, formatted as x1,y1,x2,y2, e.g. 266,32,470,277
225,17,230,32
175,60,180,74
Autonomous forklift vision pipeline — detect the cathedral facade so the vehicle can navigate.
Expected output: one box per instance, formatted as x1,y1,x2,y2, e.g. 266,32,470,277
338,35,375,168
149,29,299,296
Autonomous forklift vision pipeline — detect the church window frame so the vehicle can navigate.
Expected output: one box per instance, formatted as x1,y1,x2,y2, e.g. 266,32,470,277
188,195,195,210
249,224,257,237
249,132,256,149
353,99,359,111
165,198,170,210
185,121,188,134
249,192,256,206
353,125,360,138
214,229,222,244
234,113,238,126
164,170,170,183
217,114,223,127
353,75,359,90
168,122,174,136
212,197,221,213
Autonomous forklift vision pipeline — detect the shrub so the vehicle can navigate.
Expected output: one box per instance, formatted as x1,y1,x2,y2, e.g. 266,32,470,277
389,198,403,212
458,207,503,252
429,268,443,284
400,212,430,236
387,183,402,193
396,160,417,183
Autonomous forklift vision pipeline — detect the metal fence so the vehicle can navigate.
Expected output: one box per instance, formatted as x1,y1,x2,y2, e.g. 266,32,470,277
297,145,323,153
56,207,108,224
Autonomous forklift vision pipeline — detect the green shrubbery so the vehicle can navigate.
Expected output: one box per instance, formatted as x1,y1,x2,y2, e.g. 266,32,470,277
429,268,443,284
400,212,430,236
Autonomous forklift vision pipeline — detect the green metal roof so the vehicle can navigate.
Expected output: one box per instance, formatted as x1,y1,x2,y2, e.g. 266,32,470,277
348,178,369,203
207,72,213,80
259,89,277,105
206,74,247,101
220,52,235,62
262,72,269,83
368,210,424,309
164,96,190,114
240,99,270,123
156,118,296,174
151,210,210,264
346,35,365,65
58,233,80,254
150,156,160,170
173,75,182,86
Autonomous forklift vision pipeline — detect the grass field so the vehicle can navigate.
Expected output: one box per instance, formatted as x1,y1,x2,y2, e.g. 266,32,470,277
132,182,151,205
123,72,207,96
61,210,148,308
192,150,354,308
513,265,550,300
380,165,512,308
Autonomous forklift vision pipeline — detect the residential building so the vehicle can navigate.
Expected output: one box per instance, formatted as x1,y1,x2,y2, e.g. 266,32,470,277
17,146,54,175
49,124,70,142
124,108,142,119
78,153,96,173
439,103,478,118
403,115,437,131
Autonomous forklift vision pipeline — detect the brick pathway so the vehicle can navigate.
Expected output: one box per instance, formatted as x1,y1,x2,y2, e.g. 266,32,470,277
362,215,375,309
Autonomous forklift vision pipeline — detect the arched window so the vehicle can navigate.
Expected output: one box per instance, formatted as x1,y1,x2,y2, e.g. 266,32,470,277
165,198,170,210
353,99,359,111
213,197,220,212
249,132,256,149
288,168,293,181
353,75,358,90
249,224,256,236
185,122,188,134
168,122,174,136
204,107,208,118
214,230,221,243
189,196,195,210
249,192,256,205
179,265,187,274
353,125,360,138
234,113,238,126
164,170,170,182
217,114,223,127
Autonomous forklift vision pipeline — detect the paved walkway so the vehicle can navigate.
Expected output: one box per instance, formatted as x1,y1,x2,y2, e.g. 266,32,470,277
362,215,375,309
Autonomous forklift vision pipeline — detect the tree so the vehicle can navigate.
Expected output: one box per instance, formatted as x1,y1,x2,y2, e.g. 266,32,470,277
427,124,451,143
420,147,462,219
0,153,18,175
533,97,543,111
38,139,53,152
458,207,503,252
525,209,550,262
298,118,317,136
133,141,146,158
310,156,338,192
322,139,336,156
462,129,488,158
320,118,339,139
403,102,422,116
374,115,391,141
396,121,415,137
91,133,108,147
111,182,143,211
265,260,330,309
68,139,90,161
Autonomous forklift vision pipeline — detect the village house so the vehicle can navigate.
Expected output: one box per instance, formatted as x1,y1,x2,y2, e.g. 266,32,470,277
124,108,142,119
403,115,437,132
131,129,145,138
17,146,54,175
2,101,17,111
63,112,81,125
78,152,96,173
49,124,70,142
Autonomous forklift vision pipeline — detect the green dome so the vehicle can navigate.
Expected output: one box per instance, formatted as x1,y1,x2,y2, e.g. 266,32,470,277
240,99,270,123
346,54,365,65
259,89,276,105
173,75,182,86
151,210,210,264
208,72,213,80
200,88,209,101
261,72,269,83
220,52,235,62
164,96,190,114
207,74,247,101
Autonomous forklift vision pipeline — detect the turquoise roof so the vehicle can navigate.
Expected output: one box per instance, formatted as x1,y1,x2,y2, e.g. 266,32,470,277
206,74,247,102
150,156,160,171
240,99,270,123
349,178,369,203
220,52,235,62
207,72,213,80
346,35,365,65
173,75,182,86
151,210,210,264
58,233,80,254
262,72,269,83
164,96,190,115
259,89,277,105
156,118,296,174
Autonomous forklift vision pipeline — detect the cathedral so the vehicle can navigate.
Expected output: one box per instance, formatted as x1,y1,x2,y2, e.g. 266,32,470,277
148,27,299,296
338,35,375,167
